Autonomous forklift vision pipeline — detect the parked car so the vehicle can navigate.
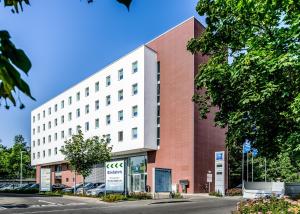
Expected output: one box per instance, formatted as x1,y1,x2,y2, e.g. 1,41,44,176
62,183,83,193
15,183,32,190
0,184,16,190
24,183,39,191
76,182,104,194
86,184,105,196
52,183,68,191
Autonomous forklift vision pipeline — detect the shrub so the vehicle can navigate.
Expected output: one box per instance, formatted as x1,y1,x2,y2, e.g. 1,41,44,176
226,188,242,196
209,191,223,197
129,192,152,200
233,197,300,214
169,192,183,199
101,194,127,202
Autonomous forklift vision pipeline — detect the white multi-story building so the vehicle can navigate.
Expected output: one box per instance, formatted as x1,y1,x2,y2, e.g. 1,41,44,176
31,46,158,166
31,17,227,193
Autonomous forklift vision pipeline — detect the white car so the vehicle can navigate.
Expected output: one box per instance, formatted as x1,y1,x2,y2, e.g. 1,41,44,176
86,184,106,196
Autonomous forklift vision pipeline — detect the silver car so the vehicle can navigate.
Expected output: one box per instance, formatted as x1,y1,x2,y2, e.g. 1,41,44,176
86,184,105,196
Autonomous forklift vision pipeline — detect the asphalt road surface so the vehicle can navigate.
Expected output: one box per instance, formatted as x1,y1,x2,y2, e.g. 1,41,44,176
0,193,239,214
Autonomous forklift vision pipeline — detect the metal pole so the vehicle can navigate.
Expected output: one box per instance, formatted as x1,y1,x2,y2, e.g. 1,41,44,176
252,154,253,182
20,151,23,185
264,158,267,182
208,182,210,193
246,152,249,182
242,150,244,186
74,170,76,195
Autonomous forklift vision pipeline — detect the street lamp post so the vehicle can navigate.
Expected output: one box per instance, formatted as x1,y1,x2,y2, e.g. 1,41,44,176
20,151,24,185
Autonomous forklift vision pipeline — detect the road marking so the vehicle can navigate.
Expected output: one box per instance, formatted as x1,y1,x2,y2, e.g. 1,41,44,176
9,206,99,214
38,200,62,206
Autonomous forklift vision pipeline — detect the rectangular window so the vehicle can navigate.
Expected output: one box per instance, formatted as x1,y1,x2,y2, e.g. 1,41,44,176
85,105,89,114
48,149,51,157
38,139,40,146
85,87,89,97
76,108,80,118
106,134,111,141
66,178,69,182
38,126,40,133
48,107,51,115
85,122,89,132
61,100,64,109
33,141,35,147
43,150,45,158
38,113,40,120
76,92,80,101
43,110,45,118
132,61,138,73
43,137,45,144
95,100,99,110
54,133,57,141
33,153,35,160
55,104,58,112
48,121,51,129
54,118,57,126
132,105,138,117
132,127,138,139
76,125,80,133
68,128,72,136
43,124,45,131
106,115,111,125
68,96,72,105
95,81,99,92
68,112,72,121
118,131,123,142
61,115,64,124
118,110,123,121
33,116,35,123
106,75,111,86
132,83,138,95
61,131,64,139
106,95,111,106
37,152,40,159
95,118,99,129
118,90,123,101
54,147,58,155
33,128,35,135
118,69,123,80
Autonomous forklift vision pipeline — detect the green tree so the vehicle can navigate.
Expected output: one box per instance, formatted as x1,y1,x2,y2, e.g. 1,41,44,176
0,142,9,178
0,0,133,109
7,135,35,179
187,0,300,160
61,129,112,194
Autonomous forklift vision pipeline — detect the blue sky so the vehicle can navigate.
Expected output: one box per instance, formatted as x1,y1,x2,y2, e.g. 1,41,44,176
0,0,205,147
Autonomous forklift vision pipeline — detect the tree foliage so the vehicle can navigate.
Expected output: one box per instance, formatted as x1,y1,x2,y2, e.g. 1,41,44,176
188,0,300,159
0,0,133,109
60,129,112,190
0,135,35,179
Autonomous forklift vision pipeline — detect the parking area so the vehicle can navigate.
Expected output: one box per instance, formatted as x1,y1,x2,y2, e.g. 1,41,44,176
0,193,91,210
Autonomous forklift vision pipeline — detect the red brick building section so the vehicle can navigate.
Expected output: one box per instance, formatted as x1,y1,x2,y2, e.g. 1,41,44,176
146,17,227,193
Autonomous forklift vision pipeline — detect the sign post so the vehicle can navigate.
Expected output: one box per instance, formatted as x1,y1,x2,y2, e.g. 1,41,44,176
207,171,212,193
215,151,225,195
40,168,51,192
105,160,125,193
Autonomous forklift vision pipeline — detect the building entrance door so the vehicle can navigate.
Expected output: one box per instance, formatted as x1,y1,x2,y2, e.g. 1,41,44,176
132,174,141,192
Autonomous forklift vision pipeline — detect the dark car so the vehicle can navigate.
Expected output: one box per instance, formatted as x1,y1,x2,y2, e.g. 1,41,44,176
52,184,68,191
62,183,83,193
25,183,40,190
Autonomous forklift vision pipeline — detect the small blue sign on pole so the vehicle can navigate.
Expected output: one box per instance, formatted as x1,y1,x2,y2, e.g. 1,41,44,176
252,148,258,157
243,140,251,154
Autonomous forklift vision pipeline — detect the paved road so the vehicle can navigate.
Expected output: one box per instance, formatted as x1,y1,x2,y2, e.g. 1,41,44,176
0,194,239,214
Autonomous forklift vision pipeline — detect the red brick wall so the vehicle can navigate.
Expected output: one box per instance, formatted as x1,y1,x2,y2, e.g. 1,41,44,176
146,18,227,193
146,18,196,193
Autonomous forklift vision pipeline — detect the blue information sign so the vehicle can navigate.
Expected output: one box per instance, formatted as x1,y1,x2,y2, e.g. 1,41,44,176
243,140,251,154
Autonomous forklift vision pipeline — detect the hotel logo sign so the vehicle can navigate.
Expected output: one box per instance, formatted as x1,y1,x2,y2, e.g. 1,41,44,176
105,160,124,192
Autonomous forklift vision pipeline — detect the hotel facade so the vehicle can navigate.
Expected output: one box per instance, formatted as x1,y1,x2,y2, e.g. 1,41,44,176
31,17,227,194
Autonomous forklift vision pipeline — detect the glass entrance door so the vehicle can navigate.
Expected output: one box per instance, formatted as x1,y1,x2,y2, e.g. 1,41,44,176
132,174,141,192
